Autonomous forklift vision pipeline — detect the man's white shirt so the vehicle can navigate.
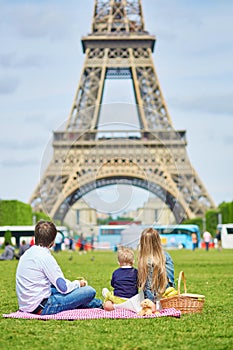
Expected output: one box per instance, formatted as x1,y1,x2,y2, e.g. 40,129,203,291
16,245,80,312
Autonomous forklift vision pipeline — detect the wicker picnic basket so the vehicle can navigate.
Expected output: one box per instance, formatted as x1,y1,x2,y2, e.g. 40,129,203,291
160,271,205,314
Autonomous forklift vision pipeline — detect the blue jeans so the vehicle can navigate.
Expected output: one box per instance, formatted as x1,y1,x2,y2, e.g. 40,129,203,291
144,251,175,301
41,286,103,315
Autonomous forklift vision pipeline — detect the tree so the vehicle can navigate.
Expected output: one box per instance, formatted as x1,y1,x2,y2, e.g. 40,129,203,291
3,230,13,247
219,201,233,223
182,217,203,231
206,209,219,234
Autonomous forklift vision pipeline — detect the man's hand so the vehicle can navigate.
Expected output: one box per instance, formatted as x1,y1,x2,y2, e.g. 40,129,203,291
79,279,88,287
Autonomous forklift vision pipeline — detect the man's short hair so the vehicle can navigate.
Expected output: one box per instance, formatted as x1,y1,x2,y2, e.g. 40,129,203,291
35,221,57,247
117,246,134,266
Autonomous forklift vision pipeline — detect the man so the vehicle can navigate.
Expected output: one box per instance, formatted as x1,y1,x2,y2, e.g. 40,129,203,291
203,230,212,251
16,220,102,315
0,242,15,260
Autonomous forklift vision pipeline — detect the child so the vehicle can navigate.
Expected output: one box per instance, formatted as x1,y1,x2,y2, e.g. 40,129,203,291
103,246,138,311
16,220,102,315
137,227,175,309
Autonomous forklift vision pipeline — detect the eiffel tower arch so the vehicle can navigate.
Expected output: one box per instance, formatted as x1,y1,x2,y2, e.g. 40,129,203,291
30,0,215,223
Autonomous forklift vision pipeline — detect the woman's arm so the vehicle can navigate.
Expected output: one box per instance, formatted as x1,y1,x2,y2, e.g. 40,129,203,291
164,251,175,287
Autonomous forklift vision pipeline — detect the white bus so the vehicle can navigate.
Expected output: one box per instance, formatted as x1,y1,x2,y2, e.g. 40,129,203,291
0,225,68,247
219,224,233,248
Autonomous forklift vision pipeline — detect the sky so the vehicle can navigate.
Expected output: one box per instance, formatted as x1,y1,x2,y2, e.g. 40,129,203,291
0,0,233,217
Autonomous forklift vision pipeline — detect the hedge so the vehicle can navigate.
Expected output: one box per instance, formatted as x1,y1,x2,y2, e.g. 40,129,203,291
0,200,32,225
0,200,54,226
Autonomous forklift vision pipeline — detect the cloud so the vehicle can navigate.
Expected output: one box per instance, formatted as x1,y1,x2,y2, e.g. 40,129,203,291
224,136,233,145
0,76,19,94
0,126,48,151
0,1,85,42
23,113,50,125
0,52,46,69
169,93,233,115
0,137,47,151
0,53,16,68
0,158,38,168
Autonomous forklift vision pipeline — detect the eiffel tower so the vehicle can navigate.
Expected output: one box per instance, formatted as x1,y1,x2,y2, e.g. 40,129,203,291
30,0,215,223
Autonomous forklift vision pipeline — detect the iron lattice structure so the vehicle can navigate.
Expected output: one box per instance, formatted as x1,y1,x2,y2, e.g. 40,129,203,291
30,0,215,222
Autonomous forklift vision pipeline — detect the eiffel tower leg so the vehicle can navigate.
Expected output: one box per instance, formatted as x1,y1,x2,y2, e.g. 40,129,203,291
66,47,108,131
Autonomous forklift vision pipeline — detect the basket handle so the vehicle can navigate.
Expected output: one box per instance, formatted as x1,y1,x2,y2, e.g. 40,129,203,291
178,271,187,295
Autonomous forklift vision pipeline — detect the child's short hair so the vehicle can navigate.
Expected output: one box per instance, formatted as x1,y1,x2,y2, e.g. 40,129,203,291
117,246,134,266
35,221,57,247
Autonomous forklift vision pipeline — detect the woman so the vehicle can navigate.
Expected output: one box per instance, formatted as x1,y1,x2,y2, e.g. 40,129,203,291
137,227,175,303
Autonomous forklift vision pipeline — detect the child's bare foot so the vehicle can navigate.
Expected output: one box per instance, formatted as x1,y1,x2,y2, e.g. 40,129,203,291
103,300,114,311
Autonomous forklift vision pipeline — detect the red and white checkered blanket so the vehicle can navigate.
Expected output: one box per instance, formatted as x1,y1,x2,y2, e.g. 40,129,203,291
3,307,181,320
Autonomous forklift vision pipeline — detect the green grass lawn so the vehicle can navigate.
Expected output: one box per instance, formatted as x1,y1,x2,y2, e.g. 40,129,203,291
0,248,233,350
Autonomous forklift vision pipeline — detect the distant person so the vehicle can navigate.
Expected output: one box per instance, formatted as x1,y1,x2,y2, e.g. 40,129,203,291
78,235,86,254
137,228,175,311
69,237,75,251
64,237,70,250
80,235,85,253
191,232,198,251
90,236,94,251
15,240,30,259
16,220,102,315
75,238,81,251
203,230,212,251
103,246,138,311
54,231,63,252
0,242,15,260
215,229,222,251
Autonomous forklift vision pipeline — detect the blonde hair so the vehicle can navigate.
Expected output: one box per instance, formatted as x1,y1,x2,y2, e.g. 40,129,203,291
138,227,167,295
117,246,134,266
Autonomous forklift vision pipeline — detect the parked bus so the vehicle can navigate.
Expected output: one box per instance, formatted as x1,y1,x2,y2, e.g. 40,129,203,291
152,224,201,250
99,224,201,250
98,225,130,250
0,225,68,247
218,224,233,248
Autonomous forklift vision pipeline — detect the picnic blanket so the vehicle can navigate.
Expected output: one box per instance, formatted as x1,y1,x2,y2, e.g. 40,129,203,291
2,307,181,320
